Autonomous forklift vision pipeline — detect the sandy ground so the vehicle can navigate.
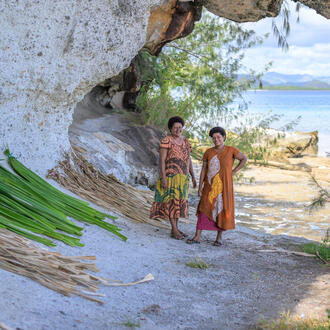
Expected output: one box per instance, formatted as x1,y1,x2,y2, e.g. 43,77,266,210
0,196,329,330
233,156,330,241
1,154,329,330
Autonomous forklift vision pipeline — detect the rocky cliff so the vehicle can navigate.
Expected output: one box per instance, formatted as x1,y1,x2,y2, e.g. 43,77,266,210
0,0,328,175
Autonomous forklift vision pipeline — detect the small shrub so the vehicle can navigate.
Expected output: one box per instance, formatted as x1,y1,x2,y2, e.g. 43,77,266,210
301,243,330,262
299,230,330,263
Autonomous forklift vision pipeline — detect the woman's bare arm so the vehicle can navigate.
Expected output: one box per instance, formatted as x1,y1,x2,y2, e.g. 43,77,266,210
159,148,168,189
198,160,207,197
189,157,197,188
232,152,247,175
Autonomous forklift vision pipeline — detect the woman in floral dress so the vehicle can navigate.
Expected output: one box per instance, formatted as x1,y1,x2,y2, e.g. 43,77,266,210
187,127,247,246
150,116,197,239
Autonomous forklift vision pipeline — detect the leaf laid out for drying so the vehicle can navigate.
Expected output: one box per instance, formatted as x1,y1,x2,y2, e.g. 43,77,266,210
0,149,126,246
48,147,172,229
0,228,153,304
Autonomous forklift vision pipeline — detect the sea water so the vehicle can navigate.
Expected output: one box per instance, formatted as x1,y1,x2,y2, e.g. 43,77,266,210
227,90,330,241
238,90,330,156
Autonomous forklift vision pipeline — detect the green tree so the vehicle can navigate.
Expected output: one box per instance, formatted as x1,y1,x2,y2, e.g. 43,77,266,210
136,10,267,141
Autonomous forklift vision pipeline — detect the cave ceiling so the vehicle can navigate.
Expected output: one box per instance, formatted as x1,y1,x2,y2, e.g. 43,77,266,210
145,0,329,54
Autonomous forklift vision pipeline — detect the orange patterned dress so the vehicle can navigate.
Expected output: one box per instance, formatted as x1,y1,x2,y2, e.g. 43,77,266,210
197,146,239,230
150,135,192,220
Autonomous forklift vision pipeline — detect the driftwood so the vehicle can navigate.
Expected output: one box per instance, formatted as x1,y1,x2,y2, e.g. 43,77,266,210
253,160,312,172
286,134,316,158
316,251,330,264
252,247,316,257
0,228,154,304
48,147,172,229
0,323,13,330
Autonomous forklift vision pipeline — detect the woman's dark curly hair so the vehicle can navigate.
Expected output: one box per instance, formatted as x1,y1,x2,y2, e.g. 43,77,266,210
209,126,226,141
168,116,185,130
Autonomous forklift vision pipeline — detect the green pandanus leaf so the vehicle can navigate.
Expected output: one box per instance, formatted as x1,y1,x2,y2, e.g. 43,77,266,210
0,217,56,246
2,149,126,245
0,206,83,247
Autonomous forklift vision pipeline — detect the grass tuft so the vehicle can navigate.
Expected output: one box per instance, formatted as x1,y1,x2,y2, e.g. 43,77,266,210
257,311,330,329
118,320,141,328
185,256,209,269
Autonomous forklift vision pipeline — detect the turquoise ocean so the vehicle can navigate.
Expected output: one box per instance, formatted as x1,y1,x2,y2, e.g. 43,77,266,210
234,90,330,156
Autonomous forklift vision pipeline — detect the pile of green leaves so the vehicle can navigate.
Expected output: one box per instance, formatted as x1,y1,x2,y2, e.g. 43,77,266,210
0,149,126,246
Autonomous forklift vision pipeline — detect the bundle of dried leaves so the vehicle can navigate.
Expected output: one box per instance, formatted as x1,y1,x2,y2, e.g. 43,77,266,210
48,147,170,228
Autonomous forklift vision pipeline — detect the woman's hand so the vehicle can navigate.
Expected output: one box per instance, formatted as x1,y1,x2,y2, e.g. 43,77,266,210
161,177,168,190
198,186,203,197
232,152,247,176
192,177,197,189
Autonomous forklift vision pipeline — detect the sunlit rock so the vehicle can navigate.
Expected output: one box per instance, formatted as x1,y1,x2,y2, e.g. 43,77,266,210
0,0,161,174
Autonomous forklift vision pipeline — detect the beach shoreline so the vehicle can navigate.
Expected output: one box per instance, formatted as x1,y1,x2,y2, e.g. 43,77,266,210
234,155,330,241
189,153,330,242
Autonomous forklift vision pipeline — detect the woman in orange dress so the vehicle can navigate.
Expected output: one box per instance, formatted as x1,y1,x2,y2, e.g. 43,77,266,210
150,116,197,239
187,127,247,246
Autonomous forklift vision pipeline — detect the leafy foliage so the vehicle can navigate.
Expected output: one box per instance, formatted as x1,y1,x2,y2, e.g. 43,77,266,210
308,176,330,212
136,11,266,138
136,10,304,162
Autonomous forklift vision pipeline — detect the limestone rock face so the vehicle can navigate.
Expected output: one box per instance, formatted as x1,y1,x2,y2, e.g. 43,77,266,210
203,0,330,22
145,0,202,55
292,0,330,19
0,0,161,174
1,0,328,176
203,0,282,22
70,92,165,187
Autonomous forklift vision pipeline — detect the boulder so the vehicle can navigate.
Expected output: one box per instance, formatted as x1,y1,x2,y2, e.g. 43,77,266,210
270,130,319,158
70,91,165,187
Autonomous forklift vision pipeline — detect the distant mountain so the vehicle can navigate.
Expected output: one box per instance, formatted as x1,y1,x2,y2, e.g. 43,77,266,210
239,72,330,89
262,72,330,87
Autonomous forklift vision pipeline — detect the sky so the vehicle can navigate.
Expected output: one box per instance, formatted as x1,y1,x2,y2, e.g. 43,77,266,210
239,0,330,77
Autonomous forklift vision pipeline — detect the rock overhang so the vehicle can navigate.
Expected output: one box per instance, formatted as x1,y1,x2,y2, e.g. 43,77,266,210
0,0,328,175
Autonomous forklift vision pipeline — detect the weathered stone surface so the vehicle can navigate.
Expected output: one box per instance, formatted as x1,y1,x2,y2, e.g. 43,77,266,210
203,0,282,22
70,91,165,186
1,0,328,176
258,130,319,159
0,0,161,175
145,0,202,55
93,57,140,111
204,0,330,21
292,0,330,19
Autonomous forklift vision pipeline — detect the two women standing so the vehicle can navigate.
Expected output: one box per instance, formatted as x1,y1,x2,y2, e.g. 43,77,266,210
150,116,247,245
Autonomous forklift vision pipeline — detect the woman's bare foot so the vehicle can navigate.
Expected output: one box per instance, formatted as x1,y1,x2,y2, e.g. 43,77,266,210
170,231,184,240
186,238,200,244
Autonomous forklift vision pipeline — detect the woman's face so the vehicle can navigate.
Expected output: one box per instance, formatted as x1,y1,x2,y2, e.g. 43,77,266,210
170,122,183,137
212,132,225,147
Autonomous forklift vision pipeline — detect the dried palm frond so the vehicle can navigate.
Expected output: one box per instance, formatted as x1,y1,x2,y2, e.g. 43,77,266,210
48,147,170,229
0,323,13,330
0,228,153,304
